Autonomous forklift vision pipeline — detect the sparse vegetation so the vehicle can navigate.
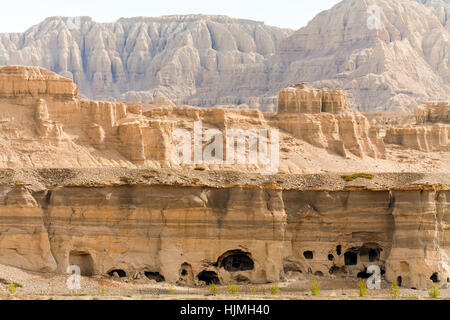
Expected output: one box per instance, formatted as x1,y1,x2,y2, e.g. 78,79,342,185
250,286,257,295
168,285,176,295
270,284,280,295
142,175,154,180
100,285,106,295
428,283,440,299
209,282,218,295
390,281,400,298
13,282,23,288
7,282,16,294
192,178,200,184
358,279,367,297
120,176,134,184
194,167,206,171
310,280,321,296
341,173,374,181
227,282,237,295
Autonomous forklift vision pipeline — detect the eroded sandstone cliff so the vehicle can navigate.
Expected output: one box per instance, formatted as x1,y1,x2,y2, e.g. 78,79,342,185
1,0,450,111
7,65,449,173
0,169,448,289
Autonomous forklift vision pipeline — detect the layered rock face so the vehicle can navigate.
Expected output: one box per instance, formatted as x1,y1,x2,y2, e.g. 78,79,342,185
0,171,448,289
278,83,347,114
0,66,396,171
0,15,291,111
385,125,449,151
277,83,386,158
1,0,450,111
274,0,450,112
415,102,450,124
385,101,450,151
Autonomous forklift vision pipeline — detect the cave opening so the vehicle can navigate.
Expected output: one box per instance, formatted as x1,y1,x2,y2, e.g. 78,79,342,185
178,263,194,284
397,276,402,287
328,254,334,261
108,269,127,278
430,273,439,283
336,245,342,255
217,250,254,272
197,270,219,285
314,271,324,277
344,252,357,265
359,244,381,263
303,251,314,260
357,268,371,279
69,251,94,276
145,272,165,282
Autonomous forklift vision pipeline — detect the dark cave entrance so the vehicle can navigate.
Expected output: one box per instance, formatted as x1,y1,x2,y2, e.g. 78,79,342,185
328,254,334,261
108,269,127,278
303,251,314,260
357,268,371,279
179,263,194,284
336,245,342,255
360,244,381,263
344,251,358,265
397,276,402,287
217,250,254,272
69,251,94,276
197,270,219,285
145,272,165,282
430,273,439,283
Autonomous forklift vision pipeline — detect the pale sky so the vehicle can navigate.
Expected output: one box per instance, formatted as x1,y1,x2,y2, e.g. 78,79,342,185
0,0,340,33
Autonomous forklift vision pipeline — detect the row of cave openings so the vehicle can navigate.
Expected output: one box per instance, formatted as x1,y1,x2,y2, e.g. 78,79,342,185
69,249,255,286
69,251,166,281
295,244,384,278
189,250,255,285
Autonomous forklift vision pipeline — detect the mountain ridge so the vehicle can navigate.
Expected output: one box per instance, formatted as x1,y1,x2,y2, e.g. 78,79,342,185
1,0,449,112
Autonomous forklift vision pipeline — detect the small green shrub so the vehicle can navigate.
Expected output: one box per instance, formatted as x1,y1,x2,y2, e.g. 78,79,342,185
7,282,16,294
168,285,176,295
358,279,367,297
270,284,280,295
100,286,106,295
428,284,440,299
390,281,399,298
250,286,257,295
341,173,374,182
209,283,218,295
142,175,154,180
192,178,200,184
13,282,23,288
194,167,206,171
227,282,238,295
310,280,321,296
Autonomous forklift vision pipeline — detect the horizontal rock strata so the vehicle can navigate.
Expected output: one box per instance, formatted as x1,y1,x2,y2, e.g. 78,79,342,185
0,170,448,289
